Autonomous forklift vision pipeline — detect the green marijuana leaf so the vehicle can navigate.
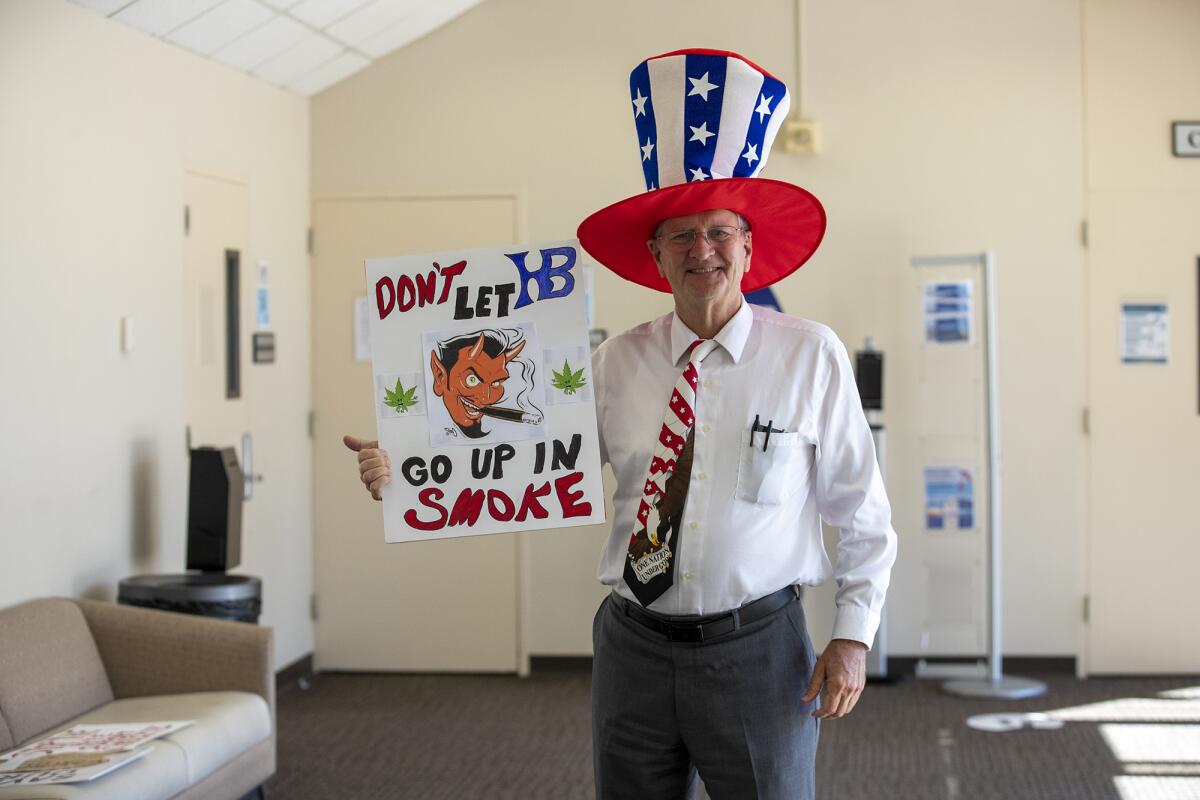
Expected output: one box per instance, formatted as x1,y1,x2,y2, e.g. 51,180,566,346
550,358,587,395
383,378,418,413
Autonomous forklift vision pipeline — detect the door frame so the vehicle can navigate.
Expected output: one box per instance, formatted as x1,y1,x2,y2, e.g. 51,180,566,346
309,189,534,674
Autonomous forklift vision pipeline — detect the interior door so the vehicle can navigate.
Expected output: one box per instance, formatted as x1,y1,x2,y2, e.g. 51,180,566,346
183,172,251,469
1086,191,1200,673
312,195,522,671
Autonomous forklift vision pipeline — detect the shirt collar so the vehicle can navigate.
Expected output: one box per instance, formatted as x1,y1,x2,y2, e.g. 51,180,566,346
669,300,753,366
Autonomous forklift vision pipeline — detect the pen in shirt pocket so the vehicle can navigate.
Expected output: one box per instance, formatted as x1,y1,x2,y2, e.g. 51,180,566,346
749,414,784,451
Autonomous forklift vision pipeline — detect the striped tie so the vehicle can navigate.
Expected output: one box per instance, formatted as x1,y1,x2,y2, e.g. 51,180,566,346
624,338,717,606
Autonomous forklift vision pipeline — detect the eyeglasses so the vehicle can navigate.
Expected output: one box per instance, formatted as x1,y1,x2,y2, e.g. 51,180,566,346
652,225,747,251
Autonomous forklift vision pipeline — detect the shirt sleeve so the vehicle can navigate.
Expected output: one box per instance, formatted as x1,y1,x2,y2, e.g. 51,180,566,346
811,335,898,648
592,341,610,467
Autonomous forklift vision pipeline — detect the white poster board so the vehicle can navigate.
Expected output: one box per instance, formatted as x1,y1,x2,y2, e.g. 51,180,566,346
365,240,605,542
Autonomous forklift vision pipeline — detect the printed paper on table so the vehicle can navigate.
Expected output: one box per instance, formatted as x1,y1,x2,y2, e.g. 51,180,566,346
366,240,605,542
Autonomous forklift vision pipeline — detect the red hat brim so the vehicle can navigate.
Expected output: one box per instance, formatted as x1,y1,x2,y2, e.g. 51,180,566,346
577,178,826,294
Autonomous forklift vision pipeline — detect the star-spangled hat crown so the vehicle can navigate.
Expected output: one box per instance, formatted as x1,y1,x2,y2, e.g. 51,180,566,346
630,49,790,190
578,48,826,294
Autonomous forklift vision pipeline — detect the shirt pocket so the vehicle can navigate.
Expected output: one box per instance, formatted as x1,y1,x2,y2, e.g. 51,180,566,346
735,429,817,506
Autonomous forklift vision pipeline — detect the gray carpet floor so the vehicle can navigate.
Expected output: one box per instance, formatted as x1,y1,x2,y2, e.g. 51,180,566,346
268,668,1200,799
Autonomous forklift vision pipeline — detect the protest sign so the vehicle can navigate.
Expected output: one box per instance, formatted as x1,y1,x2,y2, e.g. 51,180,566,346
366,240,605,542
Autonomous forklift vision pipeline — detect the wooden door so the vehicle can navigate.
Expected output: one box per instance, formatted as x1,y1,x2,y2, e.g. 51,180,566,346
312,195,523,671
182,173,251,464
1085,192,1200,673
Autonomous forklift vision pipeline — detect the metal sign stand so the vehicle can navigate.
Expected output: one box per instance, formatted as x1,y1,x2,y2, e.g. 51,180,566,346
911,252,1046,700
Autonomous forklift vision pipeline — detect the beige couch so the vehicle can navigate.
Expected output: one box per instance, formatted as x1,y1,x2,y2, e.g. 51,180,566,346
0,598,274,800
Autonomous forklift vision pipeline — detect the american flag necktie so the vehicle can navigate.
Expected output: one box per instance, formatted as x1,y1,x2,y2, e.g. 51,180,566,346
624,338,718,606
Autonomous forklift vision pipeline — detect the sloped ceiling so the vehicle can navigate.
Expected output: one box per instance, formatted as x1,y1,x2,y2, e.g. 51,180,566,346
68,0,484,95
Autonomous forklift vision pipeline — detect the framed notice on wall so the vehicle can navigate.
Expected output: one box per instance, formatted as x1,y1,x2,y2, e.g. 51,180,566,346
1120,301,1169,365
364,240,605,543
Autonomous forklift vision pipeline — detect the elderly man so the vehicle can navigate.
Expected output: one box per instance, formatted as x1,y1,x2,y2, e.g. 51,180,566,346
347,49,896,800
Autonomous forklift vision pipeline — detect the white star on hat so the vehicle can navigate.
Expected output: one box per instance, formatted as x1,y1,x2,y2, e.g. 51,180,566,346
688,122,715,146
632,88,648,117
742,143,759,166
755,93,774,123
641,138,655,162
687,72,719,101
689,166,709,181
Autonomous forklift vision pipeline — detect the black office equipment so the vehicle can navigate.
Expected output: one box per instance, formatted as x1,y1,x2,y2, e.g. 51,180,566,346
186,446,244,573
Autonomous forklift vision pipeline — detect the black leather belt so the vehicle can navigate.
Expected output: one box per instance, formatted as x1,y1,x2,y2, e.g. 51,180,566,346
618,585,801,643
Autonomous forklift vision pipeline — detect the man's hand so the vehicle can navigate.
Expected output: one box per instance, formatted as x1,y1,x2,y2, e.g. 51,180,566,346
801,638,868,720
343,435,391,501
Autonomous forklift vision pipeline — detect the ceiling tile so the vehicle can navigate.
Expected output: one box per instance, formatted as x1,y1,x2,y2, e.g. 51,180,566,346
167,0,274,56
68,0,137,14
112,0,224,36
289,0,372,29
289,51,369,95
326,0,421,47
210,14,308,71
252,32,342,85
357,0,480,58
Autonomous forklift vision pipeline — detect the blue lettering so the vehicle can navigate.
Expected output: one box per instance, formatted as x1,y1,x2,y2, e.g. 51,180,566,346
505,246,577,309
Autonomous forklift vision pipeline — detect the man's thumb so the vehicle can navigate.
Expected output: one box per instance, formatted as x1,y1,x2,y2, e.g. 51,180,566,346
801,656,824,702
343,435,378,452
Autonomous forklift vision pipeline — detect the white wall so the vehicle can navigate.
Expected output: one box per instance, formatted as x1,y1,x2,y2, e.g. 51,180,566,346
311,0,1087,656
0,0,314,670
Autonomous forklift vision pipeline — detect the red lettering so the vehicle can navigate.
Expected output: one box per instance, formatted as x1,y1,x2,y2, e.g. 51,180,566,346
487,489,516,521
398,274,416,312
554,471,591,518
403,488,446,531
436,260,468,304
415,270,437,307
449,489,485,527
375,276,395,320
515,481,551,521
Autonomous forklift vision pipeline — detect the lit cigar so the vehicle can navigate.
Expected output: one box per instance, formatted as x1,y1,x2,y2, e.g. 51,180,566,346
478,405,542,425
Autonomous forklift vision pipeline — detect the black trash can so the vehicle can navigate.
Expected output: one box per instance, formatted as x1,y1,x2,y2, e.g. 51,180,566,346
118,573,262,624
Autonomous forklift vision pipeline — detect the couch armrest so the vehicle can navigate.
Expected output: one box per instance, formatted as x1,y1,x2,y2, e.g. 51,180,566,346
72,600,274,722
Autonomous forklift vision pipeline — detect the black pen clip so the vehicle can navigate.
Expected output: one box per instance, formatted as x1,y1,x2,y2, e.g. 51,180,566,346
762,419,774,452
749,414,761,448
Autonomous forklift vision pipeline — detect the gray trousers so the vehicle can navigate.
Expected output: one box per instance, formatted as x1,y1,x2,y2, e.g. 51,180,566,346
591,591,819,800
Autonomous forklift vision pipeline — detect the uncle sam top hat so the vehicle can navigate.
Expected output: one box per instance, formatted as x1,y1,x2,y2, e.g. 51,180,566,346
577,48,826,293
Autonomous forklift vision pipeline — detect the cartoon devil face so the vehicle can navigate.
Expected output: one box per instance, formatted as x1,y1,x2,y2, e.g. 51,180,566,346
430,334,525,436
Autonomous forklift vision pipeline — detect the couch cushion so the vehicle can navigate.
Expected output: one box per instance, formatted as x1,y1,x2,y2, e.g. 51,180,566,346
0,706,11,753
0,599,113,746
0,691,271,800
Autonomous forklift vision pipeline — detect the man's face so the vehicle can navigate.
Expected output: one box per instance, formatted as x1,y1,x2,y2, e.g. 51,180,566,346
430,338,517,430
647,208,752,311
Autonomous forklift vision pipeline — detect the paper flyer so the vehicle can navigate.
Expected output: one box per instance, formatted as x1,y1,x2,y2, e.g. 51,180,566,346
924,466,975,530
923,281,974,345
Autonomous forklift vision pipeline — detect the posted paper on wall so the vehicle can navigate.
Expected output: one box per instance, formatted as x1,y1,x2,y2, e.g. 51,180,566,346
1120,302,1169,364
365,240,605,542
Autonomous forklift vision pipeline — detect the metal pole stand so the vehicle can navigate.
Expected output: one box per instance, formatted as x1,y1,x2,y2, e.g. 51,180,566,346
911,252,1045,700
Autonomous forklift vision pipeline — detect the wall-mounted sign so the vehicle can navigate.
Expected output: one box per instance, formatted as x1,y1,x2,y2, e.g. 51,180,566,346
1120,302,1169,364
1172,122,1200,157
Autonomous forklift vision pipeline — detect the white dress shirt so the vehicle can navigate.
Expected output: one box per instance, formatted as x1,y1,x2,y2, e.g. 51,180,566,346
592,301,897,646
